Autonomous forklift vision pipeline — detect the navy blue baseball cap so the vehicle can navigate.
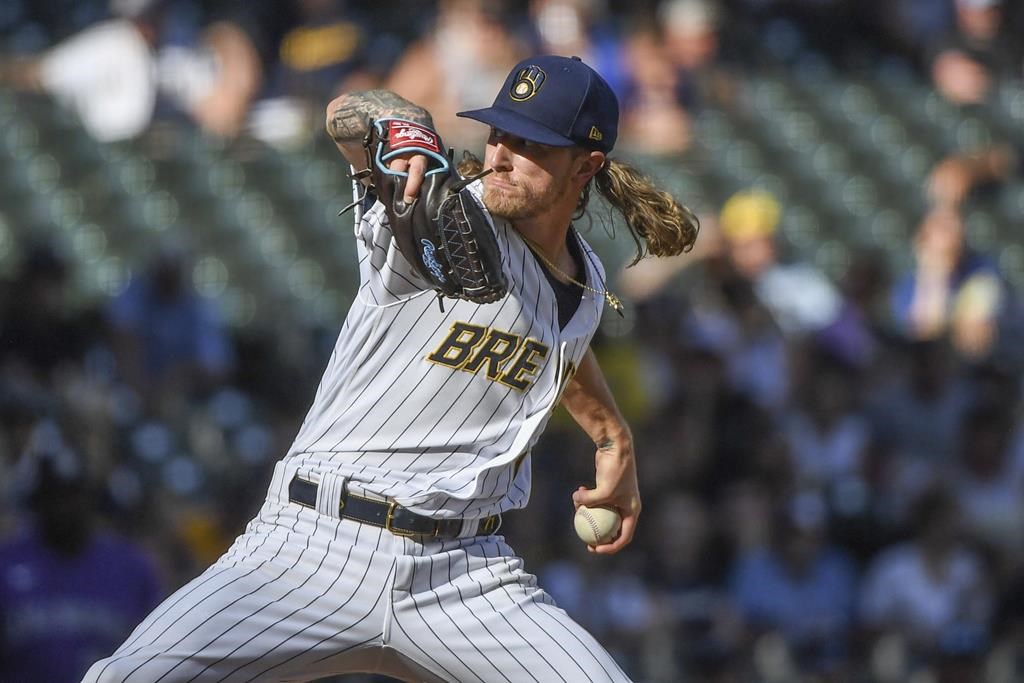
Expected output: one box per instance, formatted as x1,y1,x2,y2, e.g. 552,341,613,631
457,55,619,154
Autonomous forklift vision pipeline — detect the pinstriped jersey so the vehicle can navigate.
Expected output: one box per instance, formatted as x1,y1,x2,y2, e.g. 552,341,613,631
282,180,605,519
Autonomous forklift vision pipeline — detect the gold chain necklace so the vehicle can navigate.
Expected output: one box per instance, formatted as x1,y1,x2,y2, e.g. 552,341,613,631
520,234,624,317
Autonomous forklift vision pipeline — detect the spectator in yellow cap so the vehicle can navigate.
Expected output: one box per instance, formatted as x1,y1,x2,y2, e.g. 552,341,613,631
719,189,841,336
719,189,782,280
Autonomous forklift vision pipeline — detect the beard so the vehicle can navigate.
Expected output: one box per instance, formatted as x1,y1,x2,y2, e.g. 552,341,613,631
482,173,572,220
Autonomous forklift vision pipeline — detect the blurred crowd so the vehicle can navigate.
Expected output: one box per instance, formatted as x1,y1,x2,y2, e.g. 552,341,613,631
0,0,1021,155
2,0,1024,681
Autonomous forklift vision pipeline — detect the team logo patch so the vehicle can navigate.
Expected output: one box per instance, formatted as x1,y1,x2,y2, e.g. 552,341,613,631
421,239,447,282
509,66,546,102
388,121,442,154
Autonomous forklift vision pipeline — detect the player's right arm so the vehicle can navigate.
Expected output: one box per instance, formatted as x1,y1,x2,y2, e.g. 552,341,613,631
561,347,639,555
325,90,433,203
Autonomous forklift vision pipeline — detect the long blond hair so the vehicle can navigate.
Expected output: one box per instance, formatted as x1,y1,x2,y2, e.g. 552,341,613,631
458,153,699,266
588,158,699,265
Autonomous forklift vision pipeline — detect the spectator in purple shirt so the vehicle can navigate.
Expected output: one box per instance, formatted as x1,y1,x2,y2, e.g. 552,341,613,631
0,431,162,682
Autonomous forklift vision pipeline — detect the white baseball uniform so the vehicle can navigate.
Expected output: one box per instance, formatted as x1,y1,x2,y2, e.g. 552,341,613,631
83,180,630,682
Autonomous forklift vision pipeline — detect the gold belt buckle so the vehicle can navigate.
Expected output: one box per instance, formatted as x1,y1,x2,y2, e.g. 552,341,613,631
385,501,419,537
479,515,499,535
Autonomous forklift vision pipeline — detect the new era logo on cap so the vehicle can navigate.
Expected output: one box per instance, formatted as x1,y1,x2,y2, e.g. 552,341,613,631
457,55,619,154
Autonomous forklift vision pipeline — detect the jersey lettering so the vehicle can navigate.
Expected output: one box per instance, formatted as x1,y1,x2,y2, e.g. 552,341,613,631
426,322,488,368
498,339,550,391
428,322,549,390
464,330,521,380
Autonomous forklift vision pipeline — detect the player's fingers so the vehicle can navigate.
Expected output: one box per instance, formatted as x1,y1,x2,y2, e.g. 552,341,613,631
574,487,630,513
404,154,428,203
592,512,637,555
572,485,601,508
388,157,409,175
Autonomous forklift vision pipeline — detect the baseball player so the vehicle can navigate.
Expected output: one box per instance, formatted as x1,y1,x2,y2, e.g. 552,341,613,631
84,55,698,682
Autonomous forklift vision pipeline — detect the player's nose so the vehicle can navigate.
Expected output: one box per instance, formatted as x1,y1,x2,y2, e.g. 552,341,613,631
487,142,514,172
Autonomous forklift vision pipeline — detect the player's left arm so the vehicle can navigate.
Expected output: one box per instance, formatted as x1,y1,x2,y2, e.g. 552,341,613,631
560,347,639,555
325,89,434,202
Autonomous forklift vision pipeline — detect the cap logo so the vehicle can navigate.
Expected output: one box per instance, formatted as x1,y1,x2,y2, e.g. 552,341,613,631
588,126,603,142
509,66,546,102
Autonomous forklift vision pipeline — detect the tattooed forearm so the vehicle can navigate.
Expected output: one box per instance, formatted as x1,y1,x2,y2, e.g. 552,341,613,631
326,90,433,144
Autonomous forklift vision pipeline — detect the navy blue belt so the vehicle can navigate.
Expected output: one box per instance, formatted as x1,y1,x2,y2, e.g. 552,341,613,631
288,476,500,539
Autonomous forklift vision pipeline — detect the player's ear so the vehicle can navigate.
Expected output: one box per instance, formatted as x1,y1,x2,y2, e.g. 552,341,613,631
573,150,605,184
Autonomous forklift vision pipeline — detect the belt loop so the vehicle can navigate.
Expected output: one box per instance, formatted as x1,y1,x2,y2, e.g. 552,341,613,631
316,473,344,519
271,461,292,506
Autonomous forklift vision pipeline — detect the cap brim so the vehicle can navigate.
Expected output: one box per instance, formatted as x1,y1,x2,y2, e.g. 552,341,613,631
456,106,575,147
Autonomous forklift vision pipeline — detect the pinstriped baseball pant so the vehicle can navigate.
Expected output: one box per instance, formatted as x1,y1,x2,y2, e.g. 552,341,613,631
82,463,630,683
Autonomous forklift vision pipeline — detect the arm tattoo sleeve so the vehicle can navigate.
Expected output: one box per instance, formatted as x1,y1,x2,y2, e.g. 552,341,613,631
327,90,434,145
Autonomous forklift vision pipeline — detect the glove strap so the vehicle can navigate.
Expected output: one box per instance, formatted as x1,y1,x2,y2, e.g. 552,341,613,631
373,118,451,178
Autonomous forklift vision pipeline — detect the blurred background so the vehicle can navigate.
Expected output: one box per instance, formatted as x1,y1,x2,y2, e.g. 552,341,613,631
1,0,1023,681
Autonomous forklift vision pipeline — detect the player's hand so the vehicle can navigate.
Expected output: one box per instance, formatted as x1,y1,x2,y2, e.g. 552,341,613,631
572,431,640,555
387,154,429,204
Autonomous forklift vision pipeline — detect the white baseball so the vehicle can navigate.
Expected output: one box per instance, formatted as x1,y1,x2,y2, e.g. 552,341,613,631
573,505,622,546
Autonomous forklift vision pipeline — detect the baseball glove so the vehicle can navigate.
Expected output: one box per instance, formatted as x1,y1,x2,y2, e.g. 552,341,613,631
359,117,508,304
